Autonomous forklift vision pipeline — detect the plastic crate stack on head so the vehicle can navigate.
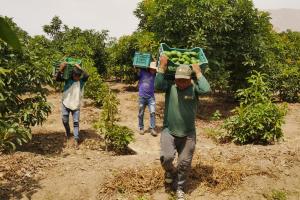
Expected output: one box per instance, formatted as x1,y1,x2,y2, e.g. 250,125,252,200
158,43,208,80
133,52,152,69
53,57,82,80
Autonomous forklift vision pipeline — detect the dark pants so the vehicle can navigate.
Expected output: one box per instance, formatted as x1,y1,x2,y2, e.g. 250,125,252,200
160,128,196,190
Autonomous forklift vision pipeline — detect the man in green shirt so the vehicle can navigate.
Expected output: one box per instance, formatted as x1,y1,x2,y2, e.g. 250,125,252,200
155,55,211,200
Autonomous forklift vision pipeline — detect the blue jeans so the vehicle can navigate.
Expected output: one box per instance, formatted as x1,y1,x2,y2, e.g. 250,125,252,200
138,96,156,130
61,103,80,140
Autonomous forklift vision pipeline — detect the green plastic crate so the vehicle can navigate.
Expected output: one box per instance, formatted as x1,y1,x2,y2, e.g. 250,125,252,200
133,52,152,68
52,57,82,80
159,43,208,73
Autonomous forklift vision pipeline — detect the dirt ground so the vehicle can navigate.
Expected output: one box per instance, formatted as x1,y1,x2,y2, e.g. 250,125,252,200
0,83,299,200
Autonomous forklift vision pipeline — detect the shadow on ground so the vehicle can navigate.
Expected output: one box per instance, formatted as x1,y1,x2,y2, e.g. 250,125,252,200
197,95,237,121
187,164,216,193
19,131,66,155
124,85,138,92
80,129,137,155
0,176,42,200
162,163,215,195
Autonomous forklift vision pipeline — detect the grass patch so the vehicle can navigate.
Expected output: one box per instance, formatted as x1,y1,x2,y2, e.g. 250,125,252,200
264,189,287,200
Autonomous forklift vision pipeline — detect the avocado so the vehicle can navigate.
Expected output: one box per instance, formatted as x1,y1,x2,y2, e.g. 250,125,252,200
176,51,182,57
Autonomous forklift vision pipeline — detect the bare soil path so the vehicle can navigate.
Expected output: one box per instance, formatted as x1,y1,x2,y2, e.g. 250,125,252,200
1,83,299,200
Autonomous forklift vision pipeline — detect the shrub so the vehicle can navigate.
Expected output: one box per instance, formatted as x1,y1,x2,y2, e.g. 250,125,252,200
274,66,300,103
83,61,109,106
107,65,138,84
211,110,222,121
223,72,287,144
0,18,52,151
0,120,31,151
99,124,134,153
94,88,134,152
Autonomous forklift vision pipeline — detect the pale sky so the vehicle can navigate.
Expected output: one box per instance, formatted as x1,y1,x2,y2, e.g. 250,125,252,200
1,0,300,38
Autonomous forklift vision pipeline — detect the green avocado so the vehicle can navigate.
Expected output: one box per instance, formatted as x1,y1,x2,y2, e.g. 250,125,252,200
171,50,178,56
189,52,198,56
176,51,182,57
164,51,172,57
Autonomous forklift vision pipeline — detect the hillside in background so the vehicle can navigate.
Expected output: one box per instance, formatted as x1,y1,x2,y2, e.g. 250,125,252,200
268,9,300,32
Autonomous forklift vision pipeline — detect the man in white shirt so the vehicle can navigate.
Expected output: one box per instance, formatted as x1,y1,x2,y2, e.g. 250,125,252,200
56,63,89,148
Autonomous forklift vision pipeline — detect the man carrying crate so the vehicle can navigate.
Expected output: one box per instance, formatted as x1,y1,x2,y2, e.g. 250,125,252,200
155,55,210,200
55,61,89,149
137,61,158,136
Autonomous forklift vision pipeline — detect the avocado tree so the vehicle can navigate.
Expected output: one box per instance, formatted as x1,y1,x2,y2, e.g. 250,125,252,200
134,0,274,92
106,31,159,83
42,17,110,105
0,17,52,151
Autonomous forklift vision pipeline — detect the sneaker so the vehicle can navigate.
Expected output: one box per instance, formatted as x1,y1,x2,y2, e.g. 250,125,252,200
176,189,185,200
139,129,145,135
165,172,173,184
150,129,158,137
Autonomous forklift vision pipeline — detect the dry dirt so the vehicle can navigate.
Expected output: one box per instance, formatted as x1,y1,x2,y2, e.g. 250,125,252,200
0,83,299,200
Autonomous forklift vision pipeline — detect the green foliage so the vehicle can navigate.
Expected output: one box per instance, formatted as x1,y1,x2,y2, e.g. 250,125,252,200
265,189,287,200
0,120,31,151
136,196,149,200
273,66,300,102
42,17,110,105
107,65,138,84
204,127,227,143
0,17,52,151
106,31,158,82
43,16,109,75
236,71,271,106
0,16,22,50
265,31,300,102
211,110,222,121
135,0,273,91
257,30,300,103
205,64,231,94
94,89,134,152
100,124,135,153
84,64,109,106
43,16,64,40
223,72,287,144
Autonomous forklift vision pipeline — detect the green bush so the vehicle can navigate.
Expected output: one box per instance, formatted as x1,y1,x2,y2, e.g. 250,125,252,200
0,18,52,151
94,88,134,152
274,66,300,103
83,60,109,106
211,110,222,121
223,72,287,144
99,124,134,153
106,31,158,83
0,120,31,151
107,65,138,84
134,0,274,92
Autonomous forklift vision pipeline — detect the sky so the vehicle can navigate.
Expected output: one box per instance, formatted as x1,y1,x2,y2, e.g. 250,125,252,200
1,0,300,38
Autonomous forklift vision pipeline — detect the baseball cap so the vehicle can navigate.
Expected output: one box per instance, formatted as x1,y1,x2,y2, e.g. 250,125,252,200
175,65,192,79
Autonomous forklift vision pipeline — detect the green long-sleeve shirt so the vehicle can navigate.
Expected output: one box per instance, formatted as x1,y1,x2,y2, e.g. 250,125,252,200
155,73,211,137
